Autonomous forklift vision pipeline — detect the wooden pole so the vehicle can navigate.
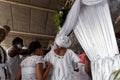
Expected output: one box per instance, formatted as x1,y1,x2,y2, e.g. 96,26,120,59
8,31,55,39
0,0,57,13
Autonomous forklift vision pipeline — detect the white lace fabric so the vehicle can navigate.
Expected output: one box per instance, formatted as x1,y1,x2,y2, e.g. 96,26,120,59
20,55,44,80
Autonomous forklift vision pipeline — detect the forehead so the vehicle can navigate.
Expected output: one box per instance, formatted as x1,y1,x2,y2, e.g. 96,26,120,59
0,28,5,31
0,28,6,33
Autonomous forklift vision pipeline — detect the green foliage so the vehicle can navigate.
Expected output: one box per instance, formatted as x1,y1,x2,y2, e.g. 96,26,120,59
54,6,70,32
114,69,120,80
109,69,120,80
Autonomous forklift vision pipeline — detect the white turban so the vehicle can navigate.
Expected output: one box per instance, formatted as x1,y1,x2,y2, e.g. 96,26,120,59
55,35,71,48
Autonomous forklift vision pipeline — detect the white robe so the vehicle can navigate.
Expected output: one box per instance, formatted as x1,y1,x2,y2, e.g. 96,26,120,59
6,46,21,80
44,49,80,80
0,46,10,80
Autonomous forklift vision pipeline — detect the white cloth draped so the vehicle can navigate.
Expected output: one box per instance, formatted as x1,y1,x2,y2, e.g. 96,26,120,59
82,0,103,5
74,0,118,60
57,0,120,80
58,0,80,36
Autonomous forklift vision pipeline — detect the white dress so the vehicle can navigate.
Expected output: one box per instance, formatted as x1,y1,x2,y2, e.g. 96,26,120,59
44,49,80,80
0,46,10,80
20,55,44,80
6,46,21,80
74,63,91,80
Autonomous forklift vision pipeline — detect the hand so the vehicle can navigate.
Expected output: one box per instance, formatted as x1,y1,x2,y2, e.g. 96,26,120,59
46,62,52,69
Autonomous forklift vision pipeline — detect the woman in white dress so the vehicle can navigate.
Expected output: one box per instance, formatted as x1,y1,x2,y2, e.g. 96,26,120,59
16,40,51,80
44,35,80,80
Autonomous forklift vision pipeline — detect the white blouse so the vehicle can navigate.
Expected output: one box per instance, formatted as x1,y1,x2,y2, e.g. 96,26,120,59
20,55,44,80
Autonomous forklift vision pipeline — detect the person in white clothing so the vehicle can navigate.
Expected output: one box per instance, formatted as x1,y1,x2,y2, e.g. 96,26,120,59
44,35,80,80
0,25,11,80
74,55,92,80
7,37,24,80
16,40,52,80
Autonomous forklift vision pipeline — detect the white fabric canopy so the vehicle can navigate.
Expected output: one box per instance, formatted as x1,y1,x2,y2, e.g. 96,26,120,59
82,0,103,5
57,0,120,80
58,0,80,36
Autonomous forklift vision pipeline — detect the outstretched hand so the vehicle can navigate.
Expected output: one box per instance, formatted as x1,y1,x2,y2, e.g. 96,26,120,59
46,62,52,69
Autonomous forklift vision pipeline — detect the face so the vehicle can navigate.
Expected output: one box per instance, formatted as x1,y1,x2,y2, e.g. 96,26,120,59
37,48,43,56
0,29,6,42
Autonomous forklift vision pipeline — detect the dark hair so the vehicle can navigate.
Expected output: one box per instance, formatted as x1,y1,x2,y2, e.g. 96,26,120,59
43,50,49,56
19,49,31,55
12,37,23,46
28,40,41,53
2,25,10,33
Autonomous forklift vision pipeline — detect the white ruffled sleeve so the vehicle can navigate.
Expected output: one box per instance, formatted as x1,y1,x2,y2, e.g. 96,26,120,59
35,56,44,64
44,50,52,62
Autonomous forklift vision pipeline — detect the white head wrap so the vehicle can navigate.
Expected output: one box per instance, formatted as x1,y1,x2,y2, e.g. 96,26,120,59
55,35,71,48
0,26,7,34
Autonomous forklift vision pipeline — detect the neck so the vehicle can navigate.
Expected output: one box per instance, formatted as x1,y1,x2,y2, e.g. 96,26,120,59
32,52,42,56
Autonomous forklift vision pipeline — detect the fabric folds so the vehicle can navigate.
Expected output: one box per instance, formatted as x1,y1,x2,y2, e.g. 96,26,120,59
56,0,120,80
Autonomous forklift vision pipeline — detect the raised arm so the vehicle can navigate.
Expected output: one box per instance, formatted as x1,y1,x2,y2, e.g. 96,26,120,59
8,45,21,57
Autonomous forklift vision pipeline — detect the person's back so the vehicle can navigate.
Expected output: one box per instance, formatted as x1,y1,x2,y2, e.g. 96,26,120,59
20,55,44,80
16,40,52,80
6,37,23,80
6,46,21,79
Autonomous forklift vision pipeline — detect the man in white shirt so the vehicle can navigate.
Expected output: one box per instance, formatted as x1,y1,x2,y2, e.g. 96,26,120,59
7,37,23,80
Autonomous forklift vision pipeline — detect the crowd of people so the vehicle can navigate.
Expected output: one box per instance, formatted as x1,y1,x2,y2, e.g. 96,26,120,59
0,25,92,80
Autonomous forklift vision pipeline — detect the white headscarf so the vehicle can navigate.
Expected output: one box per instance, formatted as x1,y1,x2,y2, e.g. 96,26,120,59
55,35,71,48
0,26,7,34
